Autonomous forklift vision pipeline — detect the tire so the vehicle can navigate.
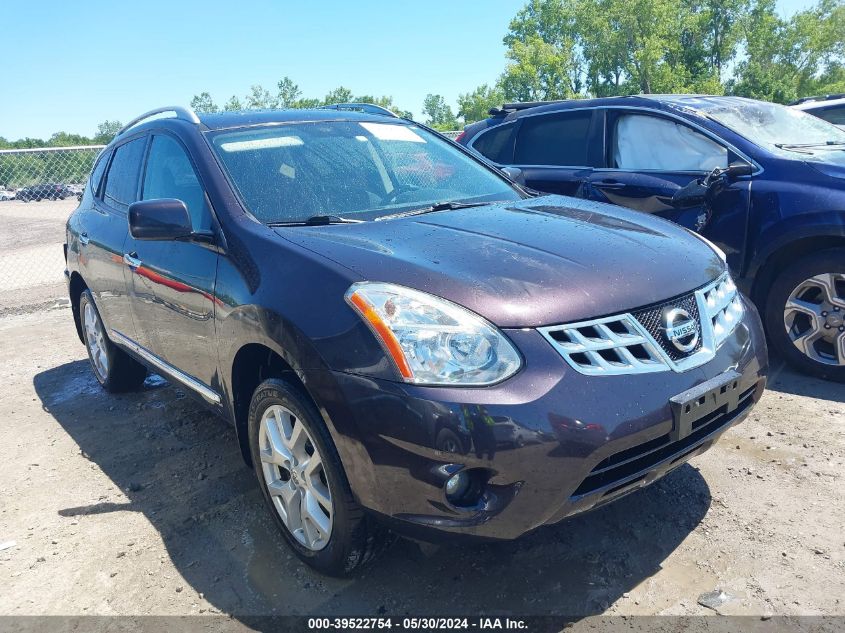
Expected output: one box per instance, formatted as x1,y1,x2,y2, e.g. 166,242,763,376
247,378,394,576
764,248,845,382
79,290,147,392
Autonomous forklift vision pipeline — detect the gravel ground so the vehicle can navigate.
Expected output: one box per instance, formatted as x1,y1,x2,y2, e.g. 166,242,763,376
0,307,843,623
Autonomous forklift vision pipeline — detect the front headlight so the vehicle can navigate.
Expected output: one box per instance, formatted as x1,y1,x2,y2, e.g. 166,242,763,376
345,282,522,386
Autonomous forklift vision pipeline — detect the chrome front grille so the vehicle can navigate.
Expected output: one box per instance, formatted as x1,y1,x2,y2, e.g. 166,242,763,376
702,274,744,347
539,315,666,376
539,272,742,376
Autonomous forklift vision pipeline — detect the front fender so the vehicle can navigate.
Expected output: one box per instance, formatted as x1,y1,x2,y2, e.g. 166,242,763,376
746,212,845,280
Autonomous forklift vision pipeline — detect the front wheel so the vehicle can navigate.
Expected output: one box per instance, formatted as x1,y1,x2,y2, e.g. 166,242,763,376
79,290,147,392
247,379,393,576
765,248,845,382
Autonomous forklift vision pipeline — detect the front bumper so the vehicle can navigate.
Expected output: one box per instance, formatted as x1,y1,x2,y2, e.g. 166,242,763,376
305,298,768,542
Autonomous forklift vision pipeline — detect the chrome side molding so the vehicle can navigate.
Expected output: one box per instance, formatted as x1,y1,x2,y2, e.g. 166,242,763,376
110,330,221,405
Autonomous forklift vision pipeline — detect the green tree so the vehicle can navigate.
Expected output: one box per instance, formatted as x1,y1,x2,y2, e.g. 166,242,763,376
457,84,505,124
729,0,845,102
245,84,278,109
323,87,355,105
422,94,459,130
223,95,244,111
291,97,322,109
94,120,122,145
48,132,94,147
190,92,219,114
500,35,580,100
276,76,302,108
502,0,752,97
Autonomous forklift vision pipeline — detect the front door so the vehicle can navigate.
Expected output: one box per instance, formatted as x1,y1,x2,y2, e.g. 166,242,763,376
124,132,220,390
583,110,752,271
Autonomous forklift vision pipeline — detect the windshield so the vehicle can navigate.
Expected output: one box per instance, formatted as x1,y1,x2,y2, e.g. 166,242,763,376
209,121,521,224
703,99,845,153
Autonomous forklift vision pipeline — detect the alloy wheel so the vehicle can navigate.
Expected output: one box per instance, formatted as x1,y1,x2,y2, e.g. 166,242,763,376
258,404,333,551
83,302,109,380
783,272,845,366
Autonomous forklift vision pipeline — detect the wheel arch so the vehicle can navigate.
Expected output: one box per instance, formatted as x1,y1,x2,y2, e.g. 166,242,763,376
748,230,845,308
229,342,326,467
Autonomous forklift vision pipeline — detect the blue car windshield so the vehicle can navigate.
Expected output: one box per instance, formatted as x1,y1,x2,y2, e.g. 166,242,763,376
703,99,845,158
209,121,521,224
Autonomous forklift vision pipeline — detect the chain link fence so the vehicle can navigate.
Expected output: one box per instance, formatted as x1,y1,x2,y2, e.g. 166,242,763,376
0,145,104,316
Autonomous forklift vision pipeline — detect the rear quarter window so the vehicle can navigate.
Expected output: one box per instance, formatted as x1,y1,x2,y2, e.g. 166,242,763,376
471,123,516,164
88,149,111,198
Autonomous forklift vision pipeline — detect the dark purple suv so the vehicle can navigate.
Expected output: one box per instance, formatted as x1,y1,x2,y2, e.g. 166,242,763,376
65,105,767,575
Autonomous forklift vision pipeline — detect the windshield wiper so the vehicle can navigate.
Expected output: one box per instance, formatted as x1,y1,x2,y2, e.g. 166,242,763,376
374,201,493,222
270,215,364,227
775,141,845,149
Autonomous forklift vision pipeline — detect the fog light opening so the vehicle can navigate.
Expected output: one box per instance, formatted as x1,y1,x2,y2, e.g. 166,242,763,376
444,469,485,508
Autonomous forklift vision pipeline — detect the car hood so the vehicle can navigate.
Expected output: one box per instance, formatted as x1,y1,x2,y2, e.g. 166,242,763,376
276,196,725,327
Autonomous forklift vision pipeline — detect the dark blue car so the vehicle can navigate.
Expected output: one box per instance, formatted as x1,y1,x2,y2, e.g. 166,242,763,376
458,95,845,381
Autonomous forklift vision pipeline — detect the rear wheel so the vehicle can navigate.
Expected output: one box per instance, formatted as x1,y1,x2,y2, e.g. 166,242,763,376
765,248,845,382
79,290,147,392
248,379,393,576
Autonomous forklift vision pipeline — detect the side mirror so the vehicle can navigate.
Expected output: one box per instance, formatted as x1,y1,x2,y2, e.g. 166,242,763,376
129,199,193,241
500,166,524,183
725,161,753,179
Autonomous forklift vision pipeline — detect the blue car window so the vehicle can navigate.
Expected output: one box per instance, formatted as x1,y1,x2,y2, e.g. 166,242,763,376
816,106,845,126
142,135,212,231
514,111,592,166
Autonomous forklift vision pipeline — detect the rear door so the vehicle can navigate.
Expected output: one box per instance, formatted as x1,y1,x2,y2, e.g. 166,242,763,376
583,109,752,270
124,132,220,390
79,136,147,341
511,109,602,196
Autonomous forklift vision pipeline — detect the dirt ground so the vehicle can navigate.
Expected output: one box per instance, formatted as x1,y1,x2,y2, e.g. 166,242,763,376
0,306,843,623
0,198,75,316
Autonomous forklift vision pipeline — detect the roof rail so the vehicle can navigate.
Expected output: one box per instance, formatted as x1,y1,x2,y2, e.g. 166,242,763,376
318,103,398,118
118,106,201,135
488,100,569,116
789,93,845,106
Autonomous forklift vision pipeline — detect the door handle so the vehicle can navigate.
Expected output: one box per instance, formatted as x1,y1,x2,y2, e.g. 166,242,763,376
598,180,626,190
123,252,142,268
79,232,90,246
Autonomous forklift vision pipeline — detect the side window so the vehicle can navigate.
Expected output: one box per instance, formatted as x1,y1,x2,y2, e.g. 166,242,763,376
103,137,146,210
816,106,845,126
514,111,593,166
88,149,111,198
472,123,516,163
612,114,727,172
142,135,211,231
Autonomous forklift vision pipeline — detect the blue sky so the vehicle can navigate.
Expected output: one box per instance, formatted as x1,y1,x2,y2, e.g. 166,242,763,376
0,0,817,140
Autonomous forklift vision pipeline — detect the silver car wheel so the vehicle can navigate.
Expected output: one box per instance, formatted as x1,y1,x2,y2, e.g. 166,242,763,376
783,272,845,366
258,404,333,551
83,301,109,380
